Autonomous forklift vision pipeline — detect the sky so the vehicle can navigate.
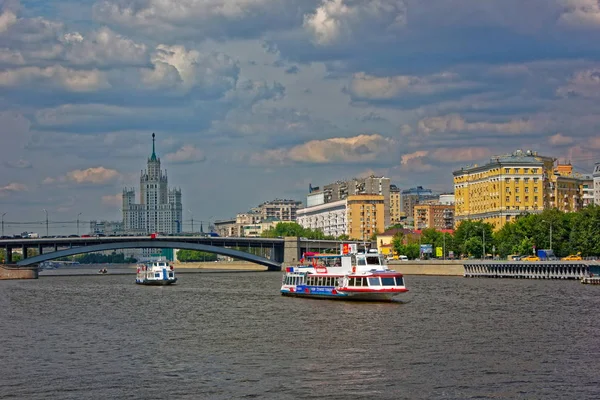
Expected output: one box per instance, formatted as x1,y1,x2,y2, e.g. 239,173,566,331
1,0,600,235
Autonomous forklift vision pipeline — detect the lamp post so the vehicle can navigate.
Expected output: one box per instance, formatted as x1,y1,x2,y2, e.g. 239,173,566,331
482,228,486,260
1,212,6,237
443,232,446,261
542,220,553,251
77,213,82,236
43,209,48,237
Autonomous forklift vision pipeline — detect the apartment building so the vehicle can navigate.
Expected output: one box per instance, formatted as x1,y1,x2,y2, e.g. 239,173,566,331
347,194,385,241
296,200,347,237
454,149,587,230
389,184,401,225
594,162,600,205
413,204,455,230
400,186,438,228
251,199,303,222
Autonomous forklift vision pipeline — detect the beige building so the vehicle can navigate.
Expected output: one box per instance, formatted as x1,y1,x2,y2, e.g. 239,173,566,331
347,194,385,241
414,204,455,230
454,149,587,230
296,199,347,237
323,176,391,227
251,199,302,221
389,184,401,225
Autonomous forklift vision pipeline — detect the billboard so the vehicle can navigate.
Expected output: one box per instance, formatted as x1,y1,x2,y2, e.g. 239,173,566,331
341,243,358,254
420,244,433,254
435,247,443,257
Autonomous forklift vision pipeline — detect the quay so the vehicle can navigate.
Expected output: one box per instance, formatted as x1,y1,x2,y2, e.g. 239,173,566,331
464,260,600,280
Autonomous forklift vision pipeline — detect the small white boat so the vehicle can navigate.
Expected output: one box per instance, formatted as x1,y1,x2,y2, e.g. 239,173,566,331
281,249,408,302
136,261,177,285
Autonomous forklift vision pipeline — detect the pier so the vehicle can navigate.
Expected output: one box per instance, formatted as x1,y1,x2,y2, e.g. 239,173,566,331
464,260,599,280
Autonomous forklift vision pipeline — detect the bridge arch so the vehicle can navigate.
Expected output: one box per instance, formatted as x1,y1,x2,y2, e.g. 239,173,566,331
16,241,281,271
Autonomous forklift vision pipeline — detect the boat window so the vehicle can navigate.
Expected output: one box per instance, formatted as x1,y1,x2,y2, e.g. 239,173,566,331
366,256,380,265
169,272,174,278
395,276,404,286
368,277,380,286
154,273,160,278
381,277,395,286
357,257,366,266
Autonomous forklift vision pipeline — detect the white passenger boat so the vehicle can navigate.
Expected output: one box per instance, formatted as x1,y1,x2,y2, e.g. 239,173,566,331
136,261,177,285
281,249,408,302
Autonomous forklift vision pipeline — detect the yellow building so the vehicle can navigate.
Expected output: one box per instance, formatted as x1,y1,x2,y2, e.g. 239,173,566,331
454,150,586,230
347,194,385,240
414,204,455,230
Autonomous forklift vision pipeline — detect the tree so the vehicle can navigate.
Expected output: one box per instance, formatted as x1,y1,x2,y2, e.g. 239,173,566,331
261,222,335,240
177,250,217,262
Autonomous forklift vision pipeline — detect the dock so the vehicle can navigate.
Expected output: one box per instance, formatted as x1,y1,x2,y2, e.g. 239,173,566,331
464,260,600,280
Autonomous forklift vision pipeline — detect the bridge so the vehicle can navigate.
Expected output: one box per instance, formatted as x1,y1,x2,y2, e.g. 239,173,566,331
0,236,363,275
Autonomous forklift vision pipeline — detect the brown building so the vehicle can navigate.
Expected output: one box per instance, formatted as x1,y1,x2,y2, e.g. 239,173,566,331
347,194,385,241
414,204,455,230
389,184,401,225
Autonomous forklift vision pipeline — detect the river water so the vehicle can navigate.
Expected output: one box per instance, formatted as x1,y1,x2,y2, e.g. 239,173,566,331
1,270,599,399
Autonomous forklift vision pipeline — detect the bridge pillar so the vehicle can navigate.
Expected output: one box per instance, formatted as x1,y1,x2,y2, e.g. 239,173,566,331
38,244,43,255
283,237,300,265
22,245,27,259
0,264,38,280
5,246,12,263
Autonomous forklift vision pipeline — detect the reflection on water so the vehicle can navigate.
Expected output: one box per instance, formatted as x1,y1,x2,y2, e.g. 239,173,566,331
1,273,599,399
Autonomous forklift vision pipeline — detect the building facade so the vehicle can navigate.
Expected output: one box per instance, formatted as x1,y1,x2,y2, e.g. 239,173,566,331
413,204,455,230
89,220,123,235
322,176,391,227
251,199,302,222
347,194,385,241
389,184,401,225
296,200,347,237
122,133,183,234
454,149,587,230
593,162,600,205
400,186,438,228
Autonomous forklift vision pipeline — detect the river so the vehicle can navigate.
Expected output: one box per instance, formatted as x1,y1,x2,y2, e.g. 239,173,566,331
1,271,599,399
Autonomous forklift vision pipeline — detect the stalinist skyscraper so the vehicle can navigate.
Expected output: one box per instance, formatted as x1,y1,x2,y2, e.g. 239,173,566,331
122,133,183,234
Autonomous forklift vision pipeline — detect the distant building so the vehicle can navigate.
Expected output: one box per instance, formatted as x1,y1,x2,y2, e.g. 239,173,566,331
389,184,401,225
89,220,123,235
454,149,588,230
312,176,391,227
296,199,347,237
347,194,386,241
594,162,600,205
413,204,455,230
122,133,183,234
251,199,302,222
580,175,594,207
400,186,438,228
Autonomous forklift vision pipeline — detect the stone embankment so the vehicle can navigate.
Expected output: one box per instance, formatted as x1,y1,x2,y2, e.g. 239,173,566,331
387,260,464,276
175,261,267,271
0,264,39,280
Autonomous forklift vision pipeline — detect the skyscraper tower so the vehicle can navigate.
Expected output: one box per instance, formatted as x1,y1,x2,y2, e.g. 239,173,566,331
122,133,183,234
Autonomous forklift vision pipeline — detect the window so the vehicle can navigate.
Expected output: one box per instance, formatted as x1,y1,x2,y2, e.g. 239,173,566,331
395,277,404,286
505,168,510,173
368,277,380,286
381,277,396,286
525,187,529,193
516,196,520,202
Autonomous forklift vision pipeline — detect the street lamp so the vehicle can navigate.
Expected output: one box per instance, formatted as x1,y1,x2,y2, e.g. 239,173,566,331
482,228,486,260
42,209,49,237
1,212,6,237
77,212,82,236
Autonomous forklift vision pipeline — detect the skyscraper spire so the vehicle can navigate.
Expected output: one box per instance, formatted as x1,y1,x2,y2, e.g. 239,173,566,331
150,132,157,161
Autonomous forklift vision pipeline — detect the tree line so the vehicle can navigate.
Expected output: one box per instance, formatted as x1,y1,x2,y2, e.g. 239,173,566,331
393,205,600,259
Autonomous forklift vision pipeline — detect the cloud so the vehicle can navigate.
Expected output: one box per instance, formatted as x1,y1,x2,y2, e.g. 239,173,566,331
559,0,600,29
0,182,27,196
346,71,476,102
0,65,109,92
3,159,32,169
430,147,492,163
556,68,600,98
401,150,428,165
255,133,394,164
164,145,206,164
303,0,406,45
66,167,121,184
0,9,17,33
101,193,122,207
548,133,574,146
417,114,539,135
141,44,239,95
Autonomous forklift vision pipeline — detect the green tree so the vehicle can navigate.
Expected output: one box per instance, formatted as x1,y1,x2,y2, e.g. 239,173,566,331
261,222,334,240
569,205,600,256
177,250,217,262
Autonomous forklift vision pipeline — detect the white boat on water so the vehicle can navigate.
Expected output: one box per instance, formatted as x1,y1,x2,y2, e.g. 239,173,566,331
281,249,408,302
136,261,177,285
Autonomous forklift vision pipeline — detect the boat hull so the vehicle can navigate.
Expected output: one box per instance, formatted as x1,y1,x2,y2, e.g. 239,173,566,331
136,278,177,286
281,288,405,302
